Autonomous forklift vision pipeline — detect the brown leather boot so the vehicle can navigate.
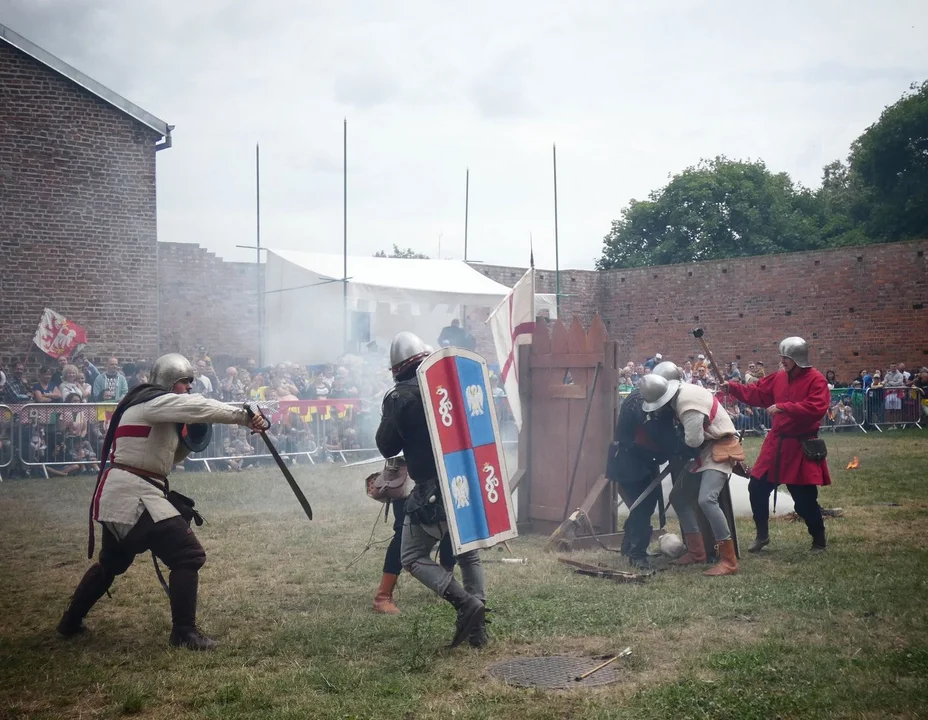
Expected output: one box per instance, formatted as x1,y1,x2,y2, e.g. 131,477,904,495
704,539,739,576
672,533,707,565
372,573,400,615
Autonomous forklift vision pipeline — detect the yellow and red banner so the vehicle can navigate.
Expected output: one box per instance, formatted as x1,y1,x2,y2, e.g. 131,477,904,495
275,399,359,424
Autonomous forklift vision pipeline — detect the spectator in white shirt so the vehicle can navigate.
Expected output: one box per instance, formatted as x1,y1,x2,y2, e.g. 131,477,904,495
883,363,907,388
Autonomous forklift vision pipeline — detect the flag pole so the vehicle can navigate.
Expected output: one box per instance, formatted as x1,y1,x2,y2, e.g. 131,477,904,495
552,143,560,315
256,142,263,367
464,168,470,263
343,117,348,353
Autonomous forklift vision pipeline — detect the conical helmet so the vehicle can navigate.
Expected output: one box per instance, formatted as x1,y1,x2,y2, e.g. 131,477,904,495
639,374,681,412
389,332,432,379
652,361,683,382
778,337,810,368
150,353,195,390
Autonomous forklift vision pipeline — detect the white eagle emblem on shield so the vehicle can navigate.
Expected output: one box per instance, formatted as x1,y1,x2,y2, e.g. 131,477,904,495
451,475,470,509
465,384,485,416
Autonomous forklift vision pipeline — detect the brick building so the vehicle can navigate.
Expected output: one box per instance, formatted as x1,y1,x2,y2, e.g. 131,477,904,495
0,22,171,369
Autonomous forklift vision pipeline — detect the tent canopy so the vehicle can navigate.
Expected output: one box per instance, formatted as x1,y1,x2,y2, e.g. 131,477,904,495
262,249,557,364
268,249,513,308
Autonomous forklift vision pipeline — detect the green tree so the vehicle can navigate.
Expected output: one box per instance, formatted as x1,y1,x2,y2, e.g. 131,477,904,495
374,244,430,259
596,157,823,269
812,160,870,247
848,80,928,241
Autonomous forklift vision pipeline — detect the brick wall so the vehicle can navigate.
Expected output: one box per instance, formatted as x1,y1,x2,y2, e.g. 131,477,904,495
0,41,161,370
471,240,928,380
157,242,262,366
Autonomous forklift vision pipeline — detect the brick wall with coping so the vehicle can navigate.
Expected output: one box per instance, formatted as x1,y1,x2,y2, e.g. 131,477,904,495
471,240,928,379
157,241,262,365
0,41,161,370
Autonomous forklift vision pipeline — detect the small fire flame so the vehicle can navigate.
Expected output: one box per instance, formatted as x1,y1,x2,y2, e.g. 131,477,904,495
846,457,860,470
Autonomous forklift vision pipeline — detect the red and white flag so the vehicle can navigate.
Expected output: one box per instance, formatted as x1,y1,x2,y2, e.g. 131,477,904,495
33,309,88,359
487,269,534,430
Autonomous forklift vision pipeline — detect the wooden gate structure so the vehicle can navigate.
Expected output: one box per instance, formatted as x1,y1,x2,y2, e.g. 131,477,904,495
513,315,618,534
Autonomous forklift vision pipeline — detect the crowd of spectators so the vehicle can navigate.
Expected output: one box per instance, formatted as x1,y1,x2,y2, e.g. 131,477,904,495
0,345,401,476
2,343,924,478
616,352,928,433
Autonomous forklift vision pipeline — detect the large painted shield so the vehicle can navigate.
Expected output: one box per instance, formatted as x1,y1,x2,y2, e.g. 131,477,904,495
417,347,519,555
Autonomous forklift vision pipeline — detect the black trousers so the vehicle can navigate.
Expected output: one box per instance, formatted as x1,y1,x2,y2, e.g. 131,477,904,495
748,476,825,538
384,498,455,574
63,513,205,629
619,476,660,560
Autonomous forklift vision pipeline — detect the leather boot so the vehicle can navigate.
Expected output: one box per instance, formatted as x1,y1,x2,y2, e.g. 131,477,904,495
168,569,218,651
467,603,489,648
442,578,485,649
372,573,401,615
810,529,827,554
747,536,770,553
671,533,707,565
704,539,739,576
57,563,114,637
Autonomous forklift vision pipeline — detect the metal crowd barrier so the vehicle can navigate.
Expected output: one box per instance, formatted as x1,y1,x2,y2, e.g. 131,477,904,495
862,386,925,432
618,384,925,435
1,398,385,478
0,404,13,481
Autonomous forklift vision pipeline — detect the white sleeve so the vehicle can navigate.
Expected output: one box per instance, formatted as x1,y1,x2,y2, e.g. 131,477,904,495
139,393,249,425
680,409,706,448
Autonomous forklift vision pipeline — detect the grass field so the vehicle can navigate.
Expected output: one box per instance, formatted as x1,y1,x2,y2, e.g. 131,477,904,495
1,432,927,719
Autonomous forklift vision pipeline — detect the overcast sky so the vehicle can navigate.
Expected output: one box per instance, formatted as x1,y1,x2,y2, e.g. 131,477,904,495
4,0,927,269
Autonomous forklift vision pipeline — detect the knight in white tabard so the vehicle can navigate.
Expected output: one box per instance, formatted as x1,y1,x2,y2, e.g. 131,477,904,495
639,373,745,577
57,353,269,650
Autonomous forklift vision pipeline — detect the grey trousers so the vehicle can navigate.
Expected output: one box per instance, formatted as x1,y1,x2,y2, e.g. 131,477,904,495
673,469,733,542
401,518,485,603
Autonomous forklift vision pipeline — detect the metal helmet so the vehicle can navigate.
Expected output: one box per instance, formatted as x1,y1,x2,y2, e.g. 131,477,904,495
652,361,683,382
150,353,196,390
389,332,432,378
778,336,811,368
639,374,681,413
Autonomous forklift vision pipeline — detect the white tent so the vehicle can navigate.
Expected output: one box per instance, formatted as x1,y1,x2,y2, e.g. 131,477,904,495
263,249,555,364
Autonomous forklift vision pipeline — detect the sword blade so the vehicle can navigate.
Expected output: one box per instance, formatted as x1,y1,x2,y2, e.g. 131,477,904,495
342,454,404,469
257,429,313,521
244,404,313,521
625,466,672,515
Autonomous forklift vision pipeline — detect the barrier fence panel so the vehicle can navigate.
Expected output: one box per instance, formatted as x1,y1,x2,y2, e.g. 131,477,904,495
864,386,925,432
4,397,383,478
0,404,13,481
618,385,885,437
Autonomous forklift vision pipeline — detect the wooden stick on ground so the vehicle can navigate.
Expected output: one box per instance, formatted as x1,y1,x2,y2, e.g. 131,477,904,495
574,647,632,681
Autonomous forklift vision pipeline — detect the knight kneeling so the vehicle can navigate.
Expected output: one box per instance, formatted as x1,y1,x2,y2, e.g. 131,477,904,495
57,353,269,650
375,332,487,648
639,373,744,577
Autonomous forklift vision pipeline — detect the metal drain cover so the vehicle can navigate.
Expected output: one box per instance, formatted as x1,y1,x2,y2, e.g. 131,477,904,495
488,655,621,689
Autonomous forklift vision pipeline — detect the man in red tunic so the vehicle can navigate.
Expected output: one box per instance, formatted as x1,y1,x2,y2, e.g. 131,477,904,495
721,337,832,553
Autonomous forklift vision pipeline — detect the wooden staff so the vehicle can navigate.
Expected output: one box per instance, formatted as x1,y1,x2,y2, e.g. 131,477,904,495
574,647,632,681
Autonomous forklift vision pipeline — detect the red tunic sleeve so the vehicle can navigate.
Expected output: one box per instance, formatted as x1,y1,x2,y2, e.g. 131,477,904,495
726,373,776,408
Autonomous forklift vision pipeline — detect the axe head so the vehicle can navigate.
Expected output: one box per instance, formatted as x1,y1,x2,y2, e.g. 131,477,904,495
692,327,705,339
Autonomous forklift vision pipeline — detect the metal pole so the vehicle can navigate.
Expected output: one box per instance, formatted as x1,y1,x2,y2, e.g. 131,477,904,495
553,143,560,314
464,168,469,262
256,142,262,367
343,118,348,353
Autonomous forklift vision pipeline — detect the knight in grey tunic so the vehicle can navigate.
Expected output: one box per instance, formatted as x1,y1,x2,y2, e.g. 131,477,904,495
57,353,269,650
